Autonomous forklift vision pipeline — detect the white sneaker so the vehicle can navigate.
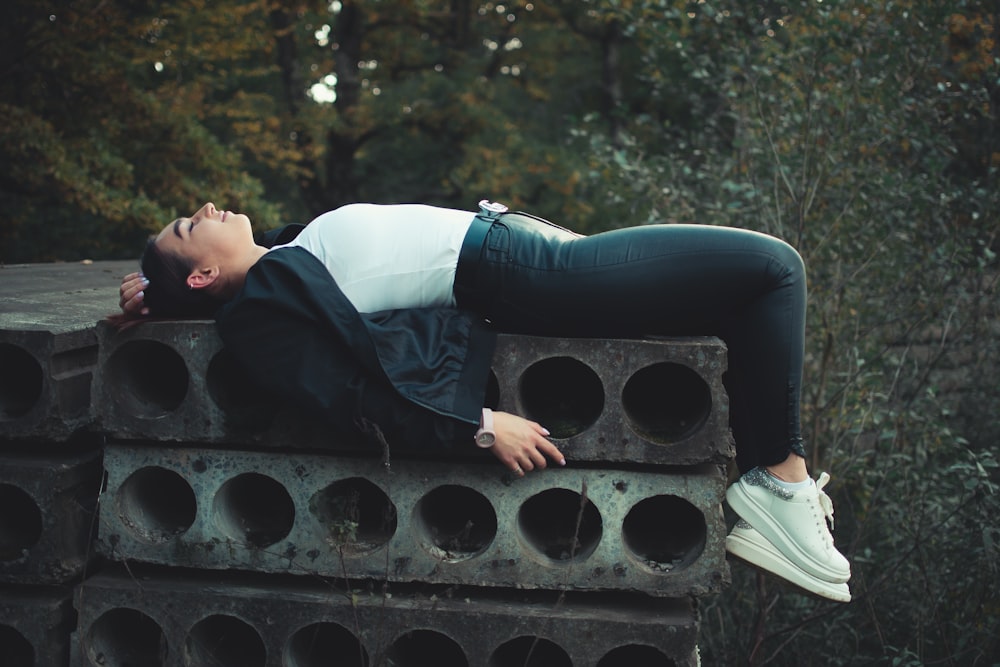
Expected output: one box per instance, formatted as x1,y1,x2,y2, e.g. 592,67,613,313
727,520,852,602
726,467,851,584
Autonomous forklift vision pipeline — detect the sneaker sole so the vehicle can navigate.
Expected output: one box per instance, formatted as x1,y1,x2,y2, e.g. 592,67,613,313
726,526,851,603
726,481,850,584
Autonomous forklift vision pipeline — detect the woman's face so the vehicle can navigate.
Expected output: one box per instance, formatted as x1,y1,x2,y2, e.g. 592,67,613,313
155,202,254,267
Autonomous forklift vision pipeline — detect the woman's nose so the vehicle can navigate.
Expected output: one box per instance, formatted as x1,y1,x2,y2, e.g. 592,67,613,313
192,202,216,221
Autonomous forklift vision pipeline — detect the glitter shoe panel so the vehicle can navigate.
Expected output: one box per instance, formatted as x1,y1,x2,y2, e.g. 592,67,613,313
740,466,795,500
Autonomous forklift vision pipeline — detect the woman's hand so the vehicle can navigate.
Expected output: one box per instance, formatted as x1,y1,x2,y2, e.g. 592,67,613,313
489,411,566,477
119,272,150,317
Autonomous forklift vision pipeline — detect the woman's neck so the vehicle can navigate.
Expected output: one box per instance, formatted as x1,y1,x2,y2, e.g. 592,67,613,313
218,245,269,300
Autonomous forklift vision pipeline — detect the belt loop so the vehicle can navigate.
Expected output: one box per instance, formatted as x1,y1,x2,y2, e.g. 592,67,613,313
454,207,497,310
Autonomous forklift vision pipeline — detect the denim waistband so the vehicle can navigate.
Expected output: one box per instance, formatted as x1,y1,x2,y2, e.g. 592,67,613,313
454,214,494,310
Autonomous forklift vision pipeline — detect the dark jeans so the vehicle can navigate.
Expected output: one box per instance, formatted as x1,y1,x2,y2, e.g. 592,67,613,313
455,212,808,472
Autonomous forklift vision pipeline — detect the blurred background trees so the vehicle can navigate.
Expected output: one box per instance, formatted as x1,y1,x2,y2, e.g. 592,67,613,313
2,0,997,663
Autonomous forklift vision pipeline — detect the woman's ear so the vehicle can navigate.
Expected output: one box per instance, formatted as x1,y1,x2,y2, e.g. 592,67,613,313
187,266,220,290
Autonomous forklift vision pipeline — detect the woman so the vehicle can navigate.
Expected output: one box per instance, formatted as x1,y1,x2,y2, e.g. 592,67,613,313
119,200,852,601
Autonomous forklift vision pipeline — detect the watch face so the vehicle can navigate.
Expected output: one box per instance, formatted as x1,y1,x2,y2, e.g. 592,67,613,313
477,432,496,447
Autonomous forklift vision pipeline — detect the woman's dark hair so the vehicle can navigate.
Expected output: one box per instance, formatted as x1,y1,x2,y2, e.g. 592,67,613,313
139,237,228,318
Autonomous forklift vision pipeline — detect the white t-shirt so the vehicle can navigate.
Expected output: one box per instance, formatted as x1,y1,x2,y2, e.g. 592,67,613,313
272,203,476,313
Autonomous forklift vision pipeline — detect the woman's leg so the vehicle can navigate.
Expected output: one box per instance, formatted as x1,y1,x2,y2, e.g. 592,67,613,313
466,213,851,599
472,214,807,473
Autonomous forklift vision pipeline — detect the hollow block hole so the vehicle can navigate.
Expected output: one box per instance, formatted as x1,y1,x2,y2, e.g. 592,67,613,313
185,614,265,667
518,488,602,563
285,622,369,667
309,477,396,554
385,630,467,667
489,636,572,667
116,466,196,543
0,344,43,420
623,495,706,572
86,608,166,667
414,485,497,561
206,350,271,428
519,357,603,439
0,484,43,561
597,644,675,667
0,625,34,667
214,473,295,547
106,340,188,418
622,363,711,444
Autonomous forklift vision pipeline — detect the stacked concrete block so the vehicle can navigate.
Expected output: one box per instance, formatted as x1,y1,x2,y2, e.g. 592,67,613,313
1,260,133,441
92,319,290,445
97,445,727,596
86,317,733,665
93,320,734,466
2,260,735,665
72,568,700,667
0,329,98,442
0,446,88,666
1,584,76,667
489,334,732,466
1,261,132,666
0,265,111,665
0,451,102,584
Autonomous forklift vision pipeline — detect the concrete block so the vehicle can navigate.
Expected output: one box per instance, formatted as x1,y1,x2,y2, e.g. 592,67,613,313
0,331,98,442
0,448,102,584
95,320,733,465
490,334,732,465
0,259,134,442
72,567,701,667
0,583,74,667
0,261,135,335
97,445,728,598
93,319,355,445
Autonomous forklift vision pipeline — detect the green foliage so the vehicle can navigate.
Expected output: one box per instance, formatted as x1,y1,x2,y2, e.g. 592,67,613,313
0,0,285,262
2,0,998,663
604,1,1000,663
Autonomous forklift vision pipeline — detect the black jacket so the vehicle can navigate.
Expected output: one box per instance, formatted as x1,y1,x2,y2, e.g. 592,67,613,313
215,225,497,450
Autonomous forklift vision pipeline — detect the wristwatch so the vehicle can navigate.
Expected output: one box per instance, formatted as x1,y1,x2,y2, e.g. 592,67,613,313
475,408,496,448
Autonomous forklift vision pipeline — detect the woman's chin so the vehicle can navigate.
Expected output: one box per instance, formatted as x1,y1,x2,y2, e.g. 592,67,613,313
228,213,253,231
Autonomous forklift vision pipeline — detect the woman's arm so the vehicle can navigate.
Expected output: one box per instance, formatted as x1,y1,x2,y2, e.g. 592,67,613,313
225,311,564,471
223,301,569,470
216,247,566,471
218,294,473,449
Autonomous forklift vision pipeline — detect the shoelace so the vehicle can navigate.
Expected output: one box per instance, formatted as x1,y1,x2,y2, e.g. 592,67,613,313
815,471,835,532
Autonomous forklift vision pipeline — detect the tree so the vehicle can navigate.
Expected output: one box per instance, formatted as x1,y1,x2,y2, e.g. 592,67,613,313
0,0,284,262
1,1,997,661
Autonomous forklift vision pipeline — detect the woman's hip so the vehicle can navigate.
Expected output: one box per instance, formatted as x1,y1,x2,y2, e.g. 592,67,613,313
455,215,804,334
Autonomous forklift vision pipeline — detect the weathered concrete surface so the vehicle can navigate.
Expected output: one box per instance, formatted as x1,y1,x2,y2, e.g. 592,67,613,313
3,262,731,666
96,318,734,465
0,260,134,335
0,327,98,441
98,444,729,598
0,448,102,584
73,567,701,667
0,583,75,666
492,334,733,465
2,262,735,465
0,260,133,441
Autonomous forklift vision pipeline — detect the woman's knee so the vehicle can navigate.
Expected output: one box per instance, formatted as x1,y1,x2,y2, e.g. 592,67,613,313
762,234,806,285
